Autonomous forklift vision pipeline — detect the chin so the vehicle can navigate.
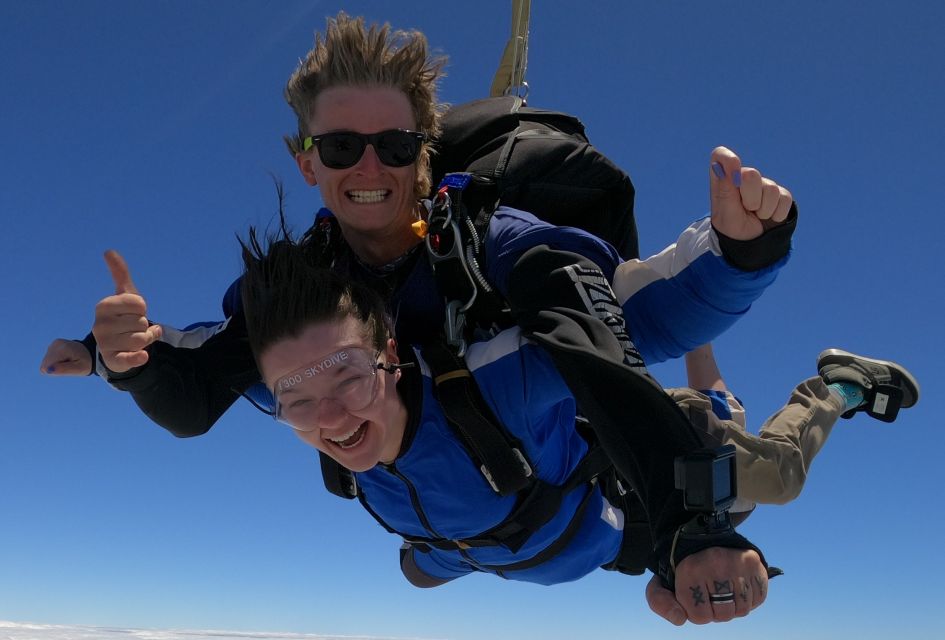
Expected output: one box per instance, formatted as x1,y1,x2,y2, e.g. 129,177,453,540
339,456,380,473
340,212,398,233
333,432,383,473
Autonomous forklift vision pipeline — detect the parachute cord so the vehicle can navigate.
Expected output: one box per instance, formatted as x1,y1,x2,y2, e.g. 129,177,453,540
490,0,531,100
463,215,482,256
463,217,494,294
466,244,494,294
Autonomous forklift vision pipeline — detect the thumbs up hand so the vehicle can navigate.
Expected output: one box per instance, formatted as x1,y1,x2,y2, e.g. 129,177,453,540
92,250,163,373
708,146,793,241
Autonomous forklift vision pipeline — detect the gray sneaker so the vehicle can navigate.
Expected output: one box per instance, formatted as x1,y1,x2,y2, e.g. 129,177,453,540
817,349,920,422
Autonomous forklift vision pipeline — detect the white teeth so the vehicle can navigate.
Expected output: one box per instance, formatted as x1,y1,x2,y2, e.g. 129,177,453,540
327,424,366,449
347,189,388,203
328,426,360,443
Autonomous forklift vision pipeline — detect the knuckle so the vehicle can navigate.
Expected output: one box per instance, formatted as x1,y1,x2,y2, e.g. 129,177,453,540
127,334,152,350
689,613,711,625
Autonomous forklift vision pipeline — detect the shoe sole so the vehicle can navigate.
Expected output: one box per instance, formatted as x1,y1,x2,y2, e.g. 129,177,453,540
817,348,920,408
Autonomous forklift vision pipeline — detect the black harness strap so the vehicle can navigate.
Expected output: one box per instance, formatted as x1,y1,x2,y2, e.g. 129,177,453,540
421,341,533,496
319,451,357,499
475,478,599,573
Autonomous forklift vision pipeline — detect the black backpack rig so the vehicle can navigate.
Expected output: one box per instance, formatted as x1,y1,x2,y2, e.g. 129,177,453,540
318,95,653,573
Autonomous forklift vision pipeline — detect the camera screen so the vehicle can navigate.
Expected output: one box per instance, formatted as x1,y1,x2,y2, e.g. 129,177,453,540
713,456,735,504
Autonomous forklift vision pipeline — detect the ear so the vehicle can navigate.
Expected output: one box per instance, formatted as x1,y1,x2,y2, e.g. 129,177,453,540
385,338,399,363
295,151,318,187
385,338,402,380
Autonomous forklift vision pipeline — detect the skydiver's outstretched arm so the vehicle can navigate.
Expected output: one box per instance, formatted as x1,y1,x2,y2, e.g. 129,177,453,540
43,250,256,437
614,147,797,364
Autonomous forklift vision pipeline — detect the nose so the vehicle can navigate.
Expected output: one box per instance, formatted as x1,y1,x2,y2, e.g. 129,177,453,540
353,142,384,173
313,396,350,428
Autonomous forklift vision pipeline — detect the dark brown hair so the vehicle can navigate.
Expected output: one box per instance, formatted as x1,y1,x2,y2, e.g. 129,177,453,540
240,220,390,361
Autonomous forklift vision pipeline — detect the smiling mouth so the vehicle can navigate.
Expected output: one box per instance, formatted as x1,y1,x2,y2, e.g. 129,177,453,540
347,189,389,204
327,422,367,449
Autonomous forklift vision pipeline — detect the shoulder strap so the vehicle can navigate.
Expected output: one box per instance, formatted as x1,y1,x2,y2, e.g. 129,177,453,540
316,337,536,500
421,340,533,496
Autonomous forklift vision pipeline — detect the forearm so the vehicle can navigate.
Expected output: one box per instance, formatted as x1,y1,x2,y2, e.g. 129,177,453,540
684,344,727,392
105,342,253,436
101,316,260,437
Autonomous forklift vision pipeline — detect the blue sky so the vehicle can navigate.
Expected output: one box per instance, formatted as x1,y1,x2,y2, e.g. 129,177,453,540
3,1,944,639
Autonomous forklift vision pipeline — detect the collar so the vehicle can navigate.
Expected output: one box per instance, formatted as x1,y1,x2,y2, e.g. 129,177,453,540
392,340,423,459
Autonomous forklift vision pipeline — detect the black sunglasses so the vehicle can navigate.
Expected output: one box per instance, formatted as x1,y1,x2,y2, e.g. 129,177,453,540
302,129,426,169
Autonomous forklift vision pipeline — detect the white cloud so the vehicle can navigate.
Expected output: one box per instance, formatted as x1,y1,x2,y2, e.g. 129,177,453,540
0,621,437,640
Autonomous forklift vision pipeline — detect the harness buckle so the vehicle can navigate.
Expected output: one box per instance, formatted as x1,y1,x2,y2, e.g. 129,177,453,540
426,186,480,357
480,448,533,493
443,299,469,357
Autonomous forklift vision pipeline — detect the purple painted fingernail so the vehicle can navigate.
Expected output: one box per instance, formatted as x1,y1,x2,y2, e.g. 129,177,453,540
711,162,725,179
46,365,56,373
732,170,742,188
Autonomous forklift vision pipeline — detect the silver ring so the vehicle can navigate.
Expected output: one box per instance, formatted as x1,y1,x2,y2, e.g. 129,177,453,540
709,592,736,604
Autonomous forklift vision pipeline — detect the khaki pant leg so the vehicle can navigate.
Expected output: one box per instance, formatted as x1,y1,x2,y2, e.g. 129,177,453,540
669,378,844,505
748,376,845,503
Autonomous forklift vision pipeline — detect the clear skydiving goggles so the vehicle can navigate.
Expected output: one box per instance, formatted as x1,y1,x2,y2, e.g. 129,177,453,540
271,347,389,432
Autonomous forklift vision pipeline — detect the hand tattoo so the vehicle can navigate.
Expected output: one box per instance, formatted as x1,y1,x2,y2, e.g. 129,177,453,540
713,580,732,595
690,585,706,606
752,575,767,598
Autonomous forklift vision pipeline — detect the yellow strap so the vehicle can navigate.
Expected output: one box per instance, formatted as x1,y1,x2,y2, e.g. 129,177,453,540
434,369,472,385
490,0,531,99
